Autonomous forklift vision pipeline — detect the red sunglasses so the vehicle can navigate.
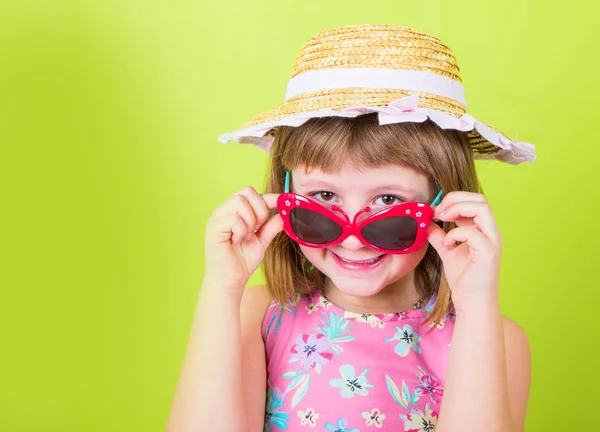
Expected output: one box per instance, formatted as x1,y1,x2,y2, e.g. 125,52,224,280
277,172,444,254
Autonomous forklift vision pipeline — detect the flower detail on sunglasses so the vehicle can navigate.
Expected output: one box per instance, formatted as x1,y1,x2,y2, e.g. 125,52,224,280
416,211,422,217
285,200,291,206
420,223,426,228
282,210,287,215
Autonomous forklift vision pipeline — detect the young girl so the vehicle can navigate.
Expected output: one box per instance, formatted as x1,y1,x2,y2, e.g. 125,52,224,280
167,24,535,432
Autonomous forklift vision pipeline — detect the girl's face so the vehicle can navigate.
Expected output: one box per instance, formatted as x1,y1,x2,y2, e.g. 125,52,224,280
292,163,434,298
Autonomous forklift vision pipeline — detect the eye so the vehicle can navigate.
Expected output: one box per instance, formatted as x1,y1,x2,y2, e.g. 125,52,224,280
373,194,404,206
309,191,336,202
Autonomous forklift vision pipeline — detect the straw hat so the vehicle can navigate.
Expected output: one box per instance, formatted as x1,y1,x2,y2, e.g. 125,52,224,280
217,24,536,165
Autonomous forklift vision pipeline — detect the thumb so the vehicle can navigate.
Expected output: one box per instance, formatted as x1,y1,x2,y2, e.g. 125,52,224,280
427,222,450,261
256,213,285,249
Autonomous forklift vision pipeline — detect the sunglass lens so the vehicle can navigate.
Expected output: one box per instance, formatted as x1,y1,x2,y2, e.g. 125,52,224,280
361,217,418,250
290,208,343,244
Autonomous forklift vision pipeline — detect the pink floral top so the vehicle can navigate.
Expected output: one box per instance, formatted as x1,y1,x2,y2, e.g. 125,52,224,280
261,289,456,431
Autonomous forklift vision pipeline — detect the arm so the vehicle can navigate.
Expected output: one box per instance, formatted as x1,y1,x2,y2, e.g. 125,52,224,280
427,192,532,432
436,301,532,432
240,285,273,430
501,314,532,430
166,284,271,432
166,187,282,431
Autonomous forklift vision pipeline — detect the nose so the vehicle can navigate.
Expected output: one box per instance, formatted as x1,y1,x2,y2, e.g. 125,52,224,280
338,234,366,251
330,205,372,251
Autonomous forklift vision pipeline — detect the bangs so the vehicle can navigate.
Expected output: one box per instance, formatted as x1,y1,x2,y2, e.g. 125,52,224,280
277,113,444,176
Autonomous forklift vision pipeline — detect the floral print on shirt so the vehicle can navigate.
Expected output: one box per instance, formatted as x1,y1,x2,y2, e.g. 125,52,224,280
323,417,359,432
384,324,422,356
265,387,290,431
279,311,356,408
297,408,319,427
362,408,386,428
263,291,454,430
329,364,375,398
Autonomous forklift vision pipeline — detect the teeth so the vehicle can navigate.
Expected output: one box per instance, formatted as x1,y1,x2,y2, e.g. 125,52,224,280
339,255,381,264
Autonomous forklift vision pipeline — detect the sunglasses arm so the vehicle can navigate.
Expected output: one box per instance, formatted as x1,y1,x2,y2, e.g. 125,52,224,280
431,189,444,206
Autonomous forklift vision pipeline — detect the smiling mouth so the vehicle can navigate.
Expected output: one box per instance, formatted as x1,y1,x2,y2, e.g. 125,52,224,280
331,251,385,264
329,249,389,270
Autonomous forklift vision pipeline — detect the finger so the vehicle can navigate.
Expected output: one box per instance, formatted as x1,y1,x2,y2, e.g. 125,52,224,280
435,191,487,217
236,187,269,230
452,216,475,228
230,215,250,244
443,226,491,254
426,222,463,263
431,206,473,227
438,201,500,244
426,222,449,260
260,193,280,209
255,213,285,249
231,194,257,237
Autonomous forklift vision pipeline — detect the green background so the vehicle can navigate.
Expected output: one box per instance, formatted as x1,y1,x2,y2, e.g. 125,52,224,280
2,1,598,430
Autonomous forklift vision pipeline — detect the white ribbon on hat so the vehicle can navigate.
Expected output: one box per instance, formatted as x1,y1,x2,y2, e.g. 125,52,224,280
285,68,467,106
217,68,537,164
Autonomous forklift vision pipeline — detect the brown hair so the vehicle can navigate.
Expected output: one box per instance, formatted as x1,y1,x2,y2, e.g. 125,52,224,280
261,113,482,330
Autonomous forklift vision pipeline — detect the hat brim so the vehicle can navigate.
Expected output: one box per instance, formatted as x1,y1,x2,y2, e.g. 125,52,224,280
218,91,536,165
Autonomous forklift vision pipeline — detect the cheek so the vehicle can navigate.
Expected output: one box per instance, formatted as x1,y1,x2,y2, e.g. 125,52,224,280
299,246,335,276
385,242,430,274
299,245,324,265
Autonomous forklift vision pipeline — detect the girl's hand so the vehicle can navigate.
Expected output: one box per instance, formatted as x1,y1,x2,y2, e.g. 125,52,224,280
426,192,502,313
203,186,284,296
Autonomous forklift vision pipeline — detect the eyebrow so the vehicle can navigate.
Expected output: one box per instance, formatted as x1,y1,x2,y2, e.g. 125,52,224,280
296,180,420,196
296,180,335,189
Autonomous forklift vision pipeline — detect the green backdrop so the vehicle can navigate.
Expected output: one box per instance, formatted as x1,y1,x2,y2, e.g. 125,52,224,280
2,1,598,431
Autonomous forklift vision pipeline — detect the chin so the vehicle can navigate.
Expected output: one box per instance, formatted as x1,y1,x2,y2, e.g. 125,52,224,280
325,274,391,297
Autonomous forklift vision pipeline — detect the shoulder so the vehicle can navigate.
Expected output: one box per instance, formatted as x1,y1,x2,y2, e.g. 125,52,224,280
241,283,273,310
501,315,531,351
500,315,531,374
239,285,271,365
501,315,532,432
240,284,273,332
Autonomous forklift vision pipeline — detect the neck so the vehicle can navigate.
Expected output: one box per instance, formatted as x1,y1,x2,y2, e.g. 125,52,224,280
322,270,427,315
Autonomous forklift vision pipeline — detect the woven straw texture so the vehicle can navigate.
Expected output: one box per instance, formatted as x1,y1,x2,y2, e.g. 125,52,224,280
236,24,517,157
